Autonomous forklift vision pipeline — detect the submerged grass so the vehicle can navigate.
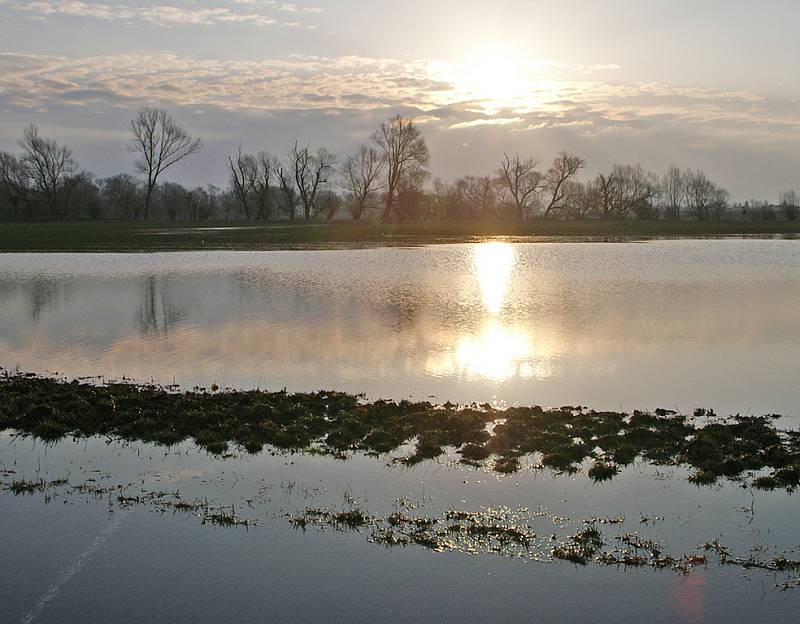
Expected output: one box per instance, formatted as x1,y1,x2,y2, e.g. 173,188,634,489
2,371,799,490
1,219,798,253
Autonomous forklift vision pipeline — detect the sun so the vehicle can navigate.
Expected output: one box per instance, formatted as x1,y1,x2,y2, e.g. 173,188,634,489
428,44,547,114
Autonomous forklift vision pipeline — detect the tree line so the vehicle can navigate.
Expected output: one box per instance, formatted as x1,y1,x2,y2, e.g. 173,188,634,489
1,108,798,222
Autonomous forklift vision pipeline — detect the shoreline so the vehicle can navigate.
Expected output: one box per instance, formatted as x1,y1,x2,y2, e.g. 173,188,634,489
1,219,799,252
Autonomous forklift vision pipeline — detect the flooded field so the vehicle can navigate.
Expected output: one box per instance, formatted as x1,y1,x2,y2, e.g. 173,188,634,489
1,240,799,416
1,239,799,623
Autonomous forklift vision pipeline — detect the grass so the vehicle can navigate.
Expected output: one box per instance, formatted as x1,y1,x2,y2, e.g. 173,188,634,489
2,371,799,489
0,219,798,252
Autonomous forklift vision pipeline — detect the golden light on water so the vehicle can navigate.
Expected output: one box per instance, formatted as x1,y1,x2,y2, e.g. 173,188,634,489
453,321,533,381
426,242,550,383
474,241,515,314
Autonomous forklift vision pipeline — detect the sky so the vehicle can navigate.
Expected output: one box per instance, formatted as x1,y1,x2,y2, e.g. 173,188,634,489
1,0,799,199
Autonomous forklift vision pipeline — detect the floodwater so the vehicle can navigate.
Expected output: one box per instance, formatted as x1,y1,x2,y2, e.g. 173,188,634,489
1,239,799,623
1,240,799,417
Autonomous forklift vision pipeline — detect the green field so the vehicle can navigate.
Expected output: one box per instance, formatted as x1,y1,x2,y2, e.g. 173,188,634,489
0,219,798,252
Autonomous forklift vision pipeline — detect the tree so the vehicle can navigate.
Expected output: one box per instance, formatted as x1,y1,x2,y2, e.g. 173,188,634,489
593,165,655,219
102,174,142,219
19,124,79,218
315,189,342,220
275,159,298,220
340,145,384,220
562,180,593,219
253,152,274,221
227,148,274,221
129,108,202,220
71,172,103,219
460,175,497,219
660,165,684,220
228,147,258,220
542,152,585,216
372,115,429,220
780,190,799,221
158,182,187,222
0,151,35,219
496,153,543,220
290,141,335,222
683,169,728,220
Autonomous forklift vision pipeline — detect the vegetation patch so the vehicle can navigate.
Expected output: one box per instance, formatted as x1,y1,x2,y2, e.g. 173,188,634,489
2,371,799,489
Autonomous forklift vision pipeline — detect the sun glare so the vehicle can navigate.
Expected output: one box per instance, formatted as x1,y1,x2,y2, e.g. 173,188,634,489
474,241,515,314
423,242,551,383
429,45,548,113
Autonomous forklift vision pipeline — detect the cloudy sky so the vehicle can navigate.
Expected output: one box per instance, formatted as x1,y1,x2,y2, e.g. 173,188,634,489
1,0,799,199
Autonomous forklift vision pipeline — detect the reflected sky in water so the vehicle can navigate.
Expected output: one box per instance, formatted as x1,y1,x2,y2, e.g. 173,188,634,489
1,239,799,417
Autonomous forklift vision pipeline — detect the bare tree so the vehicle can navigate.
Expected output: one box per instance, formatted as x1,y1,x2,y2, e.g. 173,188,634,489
780,189,799,221
254,151,274,220
228,147,258,220
497,153,543,220
19,124,79,218
659,165,685,220
594,172,618,219
0,151,35,219
275,159,298,220
683,169,728,220
461,175,497,219
542,152,585,216
562,180,593,219
101,173,142,219
158,181,187,222
372,115,429,220
289,141,336,222
315,189,342,220
129,108,202,220
593,165,655,219
340,145,385,220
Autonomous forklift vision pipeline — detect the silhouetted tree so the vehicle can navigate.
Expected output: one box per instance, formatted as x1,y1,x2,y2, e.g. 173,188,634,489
341,145,384,220
129,108,201,220
459,175,497,219
275,159,298,220
780,190,799,221
228,147,257,220
660,165,685,220
19,124,80,218
683,169,728,220
101,173,142,219
497,153,543,220
372,115,429,220
0,151,35,219
542,152,585,216
290,141,335,222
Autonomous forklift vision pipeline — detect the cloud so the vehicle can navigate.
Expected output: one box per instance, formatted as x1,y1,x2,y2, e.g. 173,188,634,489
3,0,323,28
0,50,787,132
1,50,798,199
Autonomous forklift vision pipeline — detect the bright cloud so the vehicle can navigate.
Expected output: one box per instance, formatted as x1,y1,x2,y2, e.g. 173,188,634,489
0,50,793,142
3,0,322,28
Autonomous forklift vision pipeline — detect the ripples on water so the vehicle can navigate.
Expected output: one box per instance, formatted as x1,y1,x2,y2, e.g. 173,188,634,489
1,239,799,419
2,239,800,623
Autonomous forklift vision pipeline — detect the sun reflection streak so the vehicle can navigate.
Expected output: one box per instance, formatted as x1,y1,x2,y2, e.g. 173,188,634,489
455,321,532,381
424,242,549,383
474,242,515,314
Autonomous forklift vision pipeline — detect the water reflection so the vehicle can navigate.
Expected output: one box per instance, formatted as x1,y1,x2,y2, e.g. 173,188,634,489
428,321,536,382
1,241,799,417
428,242,540,382
135,277,185,336
474,241,515,314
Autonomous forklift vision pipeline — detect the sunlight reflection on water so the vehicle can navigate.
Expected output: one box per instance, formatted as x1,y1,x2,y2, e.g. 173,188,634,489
1,240,799,418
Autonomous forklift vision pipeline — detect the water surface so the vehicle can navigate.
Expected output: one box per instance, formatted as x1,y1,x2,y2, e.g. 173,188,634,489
1,239,798,418
2,239,800,623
